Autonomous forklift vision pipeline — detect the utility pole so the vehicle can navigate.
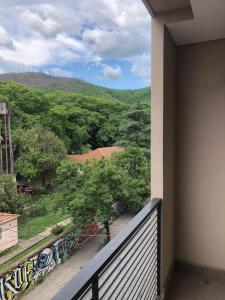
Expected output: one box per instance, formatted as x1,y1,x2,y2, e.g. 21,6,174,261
0,102,14,174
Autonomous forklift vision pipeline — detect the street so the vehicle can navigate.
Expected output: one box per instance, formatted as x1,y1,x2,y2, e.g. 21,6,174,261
21,214,133,300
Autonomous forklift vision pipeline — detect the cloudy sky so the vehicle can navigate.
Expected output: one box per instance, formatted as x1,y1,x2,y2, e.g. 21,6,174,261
0,0,151,89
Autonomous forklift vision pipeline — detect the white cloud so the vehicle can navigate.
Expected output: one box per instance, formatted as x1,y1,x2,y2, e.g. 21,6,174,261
0,0,151,82
0,26,14,49
20,9,59,38
44,67,73,78
0,37,56,66
131,53,151,82
17,4,81,38
81,0,150,60
102,64,122,80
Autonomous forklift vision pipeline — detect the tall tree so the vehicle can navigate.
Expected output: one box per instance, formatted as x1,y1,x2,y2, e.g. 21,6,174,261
52,147,150,242
117,103,151,155
0,175,28,213
14,126,67,185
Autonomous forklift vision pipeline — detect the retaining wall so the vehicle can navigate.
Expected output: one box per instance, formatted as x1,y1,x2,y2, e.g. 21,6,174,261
0,222,98,300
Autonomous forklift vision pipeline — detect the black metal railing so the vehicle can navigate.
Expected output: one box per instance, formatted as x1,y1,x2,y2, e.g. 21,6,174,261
53,198,162,300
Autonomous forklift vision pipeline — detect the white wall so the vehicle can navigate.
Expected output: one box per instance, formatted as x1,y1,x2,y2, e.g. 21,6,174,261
0,219,18,252
176,38,225,269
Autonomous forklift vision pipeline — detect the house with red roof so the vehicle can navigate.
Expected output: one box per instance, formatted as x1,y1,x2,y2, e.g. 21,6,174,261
69,146,124,162
0,213,19,252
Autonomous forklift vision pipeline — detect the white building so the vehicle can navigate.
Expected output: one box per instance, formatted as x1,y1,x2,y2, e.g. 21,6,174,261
0,213,19,252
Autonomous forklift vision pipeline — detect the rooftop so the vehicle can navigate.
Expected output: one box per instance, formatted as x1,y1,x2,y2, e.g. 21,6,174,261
0,213,19,225
69,146,124,162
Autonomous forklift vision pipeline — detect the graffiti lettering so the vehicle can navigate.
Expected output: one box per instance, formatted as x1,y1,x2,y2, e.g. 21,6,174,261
0,260,35,300
0,222,98,300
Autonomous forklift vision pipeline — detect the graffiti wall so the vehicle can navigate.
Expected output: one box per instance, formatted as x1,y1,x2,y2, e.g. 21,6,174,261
0,222,98,300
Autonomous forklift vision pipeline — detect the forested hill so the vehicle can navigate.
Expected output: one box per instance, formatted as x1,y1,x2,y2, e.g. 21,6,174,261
0,72,150,104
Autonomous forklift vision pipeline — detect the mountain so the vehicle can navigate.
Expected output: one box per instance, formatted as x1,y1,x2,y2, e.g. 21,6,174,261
0,72,150,104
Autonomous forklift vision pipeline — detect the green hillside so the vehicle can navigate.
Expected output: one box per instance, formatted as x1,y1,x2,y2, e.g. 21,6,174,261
0,72,151,104
43,80,151,104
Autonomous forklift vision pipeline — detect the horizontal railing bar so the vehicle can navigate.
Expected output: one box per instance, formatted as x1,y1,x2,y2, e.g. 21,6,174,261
99,213,157,289
101,234,157,299
99,221,157,291
146,279,157,300
98,210,157,274
144,272,157,300
53,198,162,300
77,287,91,300
119,252,157,300
128,254,157,299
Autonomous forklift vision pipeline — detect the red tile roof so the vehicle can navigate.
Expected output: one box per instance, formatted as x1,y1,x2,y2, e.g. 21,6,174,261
0,213,19,224
69,146,124,162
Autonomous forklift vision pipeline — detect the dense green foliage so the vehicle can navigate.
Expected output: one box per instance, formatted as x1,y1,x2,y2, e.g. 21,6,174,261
44,80,150,104
0,72,151,104
0,175,28,213
0,80,150,164
0,79,151,232
14,126,67,184
49,147,149,240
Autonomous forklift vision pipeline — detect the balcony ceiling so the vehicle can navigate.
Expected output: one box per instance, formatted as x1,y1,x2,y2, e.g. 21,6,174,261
146,0,191,14
144,0,225,45
168,0,225,45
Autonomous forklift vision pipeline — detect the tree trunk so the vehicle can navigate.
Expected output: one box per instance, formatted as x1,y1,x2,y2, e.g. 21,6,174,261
42,174,46,187
104,220,111,243
30,195,34,216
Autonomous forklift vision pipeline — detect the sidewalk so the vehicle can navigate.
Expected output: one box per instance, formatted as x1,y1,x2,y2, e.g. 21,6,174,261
21,214,132,300
0,218,72,265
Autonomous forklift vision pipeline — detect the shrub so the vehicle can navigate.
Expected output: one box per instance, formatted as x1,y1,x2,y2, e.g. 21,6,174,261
0,175,29,213
51,224,64,235
36,275,45,284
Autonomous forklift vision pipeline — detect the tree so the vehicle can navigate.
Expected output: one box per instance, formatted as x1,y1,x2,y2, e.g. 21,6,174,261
52,147,150,243
0,175,28,213
14,126,67,185
86,159,128,242
113,146,150,209
117,103,151,156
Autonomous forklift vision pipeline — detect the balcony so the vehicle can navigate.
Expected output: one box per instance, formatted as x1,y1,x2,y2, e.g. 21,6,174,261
52,2,225,299
167,269,225,300
53,199,161,300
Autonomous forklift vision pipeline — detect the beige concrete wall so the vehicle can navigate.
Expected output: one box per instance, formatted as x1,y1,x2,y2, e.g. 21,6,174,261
176,38,225,269
163,27,176,283
151,19,176,290
0,219,18,251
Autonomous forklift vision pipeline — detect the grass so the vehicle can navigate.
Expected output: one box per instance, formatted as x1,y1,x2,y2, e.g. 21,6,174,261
0,235,54,273
0,244,21,258
0,223,75,274
18,195,70,240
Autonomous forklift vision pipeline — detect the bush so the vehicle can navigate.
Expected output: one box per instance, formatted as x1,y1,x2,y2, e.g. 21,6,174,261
51,224,64,235
36,275,45,284
0,175,29,213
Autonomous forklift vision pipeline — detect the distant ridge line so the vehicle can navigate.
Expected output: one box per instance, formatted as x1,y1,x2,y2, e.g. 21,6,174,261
0,72,151,104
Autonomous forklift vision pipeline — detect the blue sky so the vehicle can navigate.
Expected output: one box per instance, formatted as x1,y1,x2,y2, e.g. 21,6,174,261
0,0,151,89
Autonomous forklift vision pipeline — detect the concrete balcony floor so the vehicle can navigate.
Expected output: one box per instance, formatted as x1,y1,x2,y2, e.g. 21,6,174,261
167,270,225,300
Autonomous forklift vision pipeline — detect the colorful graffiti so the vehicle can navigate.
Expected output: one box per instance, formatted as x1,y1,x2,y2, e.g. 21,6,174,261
0,260,35,300
0,221,98,300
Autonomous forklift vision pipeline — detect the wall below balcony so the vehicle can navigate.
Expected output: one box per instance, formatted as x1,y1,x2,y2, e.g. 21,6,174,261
176,38,225,269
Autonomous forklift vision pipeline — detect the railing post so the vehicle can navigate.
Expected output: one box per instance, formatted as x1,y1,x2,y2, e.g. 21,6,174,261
92,275,99,300
157,201,162,297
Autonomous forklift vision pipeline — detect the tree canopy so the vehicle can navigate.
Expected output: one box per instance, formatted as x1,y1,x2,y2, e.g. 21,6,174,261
0,81,150,155
0,80,151,227
14,125,67,185
49,147,149,241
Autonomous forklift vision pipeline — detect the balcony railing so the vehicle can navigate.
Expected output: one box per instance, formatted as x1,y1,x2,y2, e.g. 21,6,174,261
53,198,162,300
